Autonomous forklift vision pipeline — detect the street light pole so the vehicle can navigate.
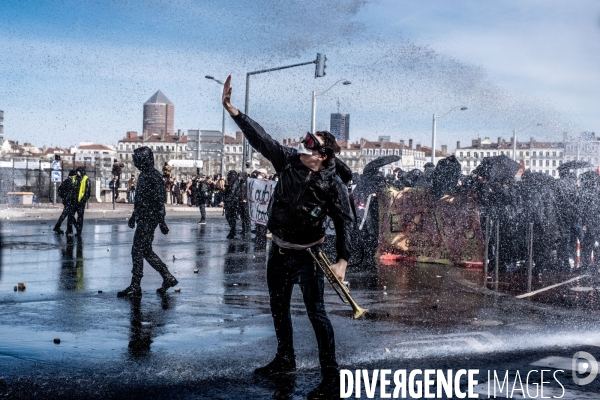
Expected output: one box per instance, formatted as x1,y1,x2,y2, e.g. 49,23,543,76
311,90,317,133
310,79,351,134
513,128,517,161
431,106,468,165
512,123,542,161
431,114,437,165
244,72,251,171
205,76,227,176
241,55,325,169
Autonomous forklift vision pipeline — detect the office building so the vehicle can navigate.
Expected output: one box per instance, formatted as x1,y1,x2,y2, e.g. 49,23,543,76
330,113,350,142
455,136,564,177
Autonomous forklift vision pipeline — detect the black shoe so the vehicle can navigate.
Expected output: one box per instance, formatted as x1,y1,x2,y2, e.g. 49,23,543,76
157,275,178,294
307,376,341,399
227,232,235,239
53,227,64,235
198,220,206,225
254,355,296,376
117,285,142,298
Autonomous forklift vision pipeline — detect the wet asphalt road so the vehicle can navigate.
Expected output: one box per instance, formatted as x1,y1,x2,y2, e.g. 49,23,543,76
1,218,600,399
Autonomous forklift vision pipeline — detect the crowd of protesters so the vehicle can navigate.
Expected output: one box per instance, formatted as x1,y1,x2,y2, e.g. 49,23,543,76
99,160,278,237
60,150,600,276
352,154,600,274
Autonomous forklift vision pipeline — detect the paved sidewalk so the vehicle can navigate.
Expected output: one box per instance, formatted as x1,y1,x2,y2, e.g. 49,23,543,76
1,202,226,221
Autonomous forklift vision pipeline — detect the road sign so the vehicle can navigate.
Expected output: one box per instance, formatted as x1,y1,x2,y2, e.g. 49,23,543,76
167,160,203,168
51,171,62,182
51,160,61,170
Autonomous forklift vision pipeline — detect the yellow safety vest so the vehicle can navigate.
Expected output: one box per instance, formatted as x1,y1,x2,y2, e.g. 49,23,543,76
72,175,89,202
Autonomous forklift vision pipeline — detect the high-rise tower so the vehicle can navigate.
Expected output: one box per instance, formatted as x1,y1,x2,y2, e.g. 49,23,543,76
143,90,174,138
330,113,350,142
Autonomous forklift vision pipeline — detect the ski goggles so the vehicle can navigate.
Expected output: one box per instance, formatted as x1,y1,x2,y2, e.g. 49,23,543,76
302,132,322,150
298,132,323,155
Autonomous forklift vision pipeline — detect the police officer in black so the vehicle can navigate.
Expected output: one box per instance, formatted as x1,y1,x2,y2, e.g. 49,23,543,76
117,146,178,298
223,76,353,399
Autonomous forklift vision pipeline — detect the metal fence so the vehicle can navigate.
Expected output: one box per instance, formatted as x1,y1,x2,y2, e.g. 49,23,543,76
0,160,103,204
0,158,225,204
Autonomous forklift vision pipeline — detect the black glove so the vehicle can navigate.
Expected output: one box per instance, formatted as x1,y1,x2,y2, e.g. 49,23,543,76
159,221,169,235
128,215,135,229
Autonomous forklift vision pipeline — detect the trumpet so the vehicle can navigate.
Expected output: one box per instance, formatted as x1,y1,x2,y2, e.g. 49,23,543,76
307,248,368,319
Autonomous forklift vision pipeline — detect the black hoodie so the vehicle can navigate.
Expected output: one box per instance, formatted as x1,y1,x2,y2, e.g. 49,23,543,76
132,146,166,222
232,112,353,261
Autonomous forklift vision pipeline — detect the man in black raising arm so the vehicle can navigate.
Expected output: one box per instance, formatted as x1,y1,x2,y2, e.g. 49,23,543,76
222,75,353,399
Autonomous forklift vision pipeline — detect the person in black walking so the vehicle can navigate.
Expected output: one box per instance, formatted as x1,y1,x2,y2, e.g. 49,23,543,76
53,170,76,234
117,146,178,298
223,170,241,239
222,76,353,399
66,167,91,236
238,171,251,237
196,174,209,224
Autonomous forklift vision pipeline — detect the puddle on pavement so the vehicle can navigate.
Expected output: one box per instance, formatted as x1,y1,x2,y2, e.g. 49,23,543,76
1,241,60,251
453,262,600,310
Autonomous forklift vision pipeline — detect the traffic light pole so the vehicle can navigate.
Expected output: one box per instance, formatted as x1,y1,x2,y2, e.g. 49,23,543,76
242,57,322,170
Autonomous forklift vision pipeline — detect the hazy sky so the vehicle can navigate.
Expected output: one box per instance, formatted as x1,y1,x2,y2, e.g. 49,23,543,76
1,0,599,150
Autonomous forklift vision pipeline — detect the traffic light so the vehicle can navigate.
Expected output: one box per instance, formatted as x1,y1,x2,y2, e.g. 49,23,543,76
315,53,327,78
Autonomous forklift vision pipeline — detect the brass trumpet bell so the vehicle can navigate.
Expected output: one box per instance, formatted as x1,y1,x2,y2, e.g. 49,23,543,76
307,249,368,319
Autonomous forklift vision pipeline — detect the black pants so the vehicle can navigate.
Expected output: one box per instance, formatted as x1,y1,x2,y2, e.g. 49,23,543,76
255,224,268,247
213,192,223,207
558,225,582,267
225,206,238,234
198,202,206,221
131,220,169,282
113,178,120,199
67,202,86,234
54,203,72,230
267,243,338,378
581,233,597,269
240,202,251,234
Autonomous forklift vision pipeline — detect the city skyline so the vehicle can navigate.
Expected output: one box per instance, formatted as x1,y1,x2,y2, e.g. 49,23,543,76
1,1,599,149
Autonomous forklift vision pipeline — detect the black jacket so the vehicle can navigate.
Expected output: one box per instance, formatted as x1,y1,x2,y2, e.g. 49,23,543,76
196,180,209,202
232,112,352,261
58,177,73,205
133,147,166,222
223,178,241,209
553,177,580,229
